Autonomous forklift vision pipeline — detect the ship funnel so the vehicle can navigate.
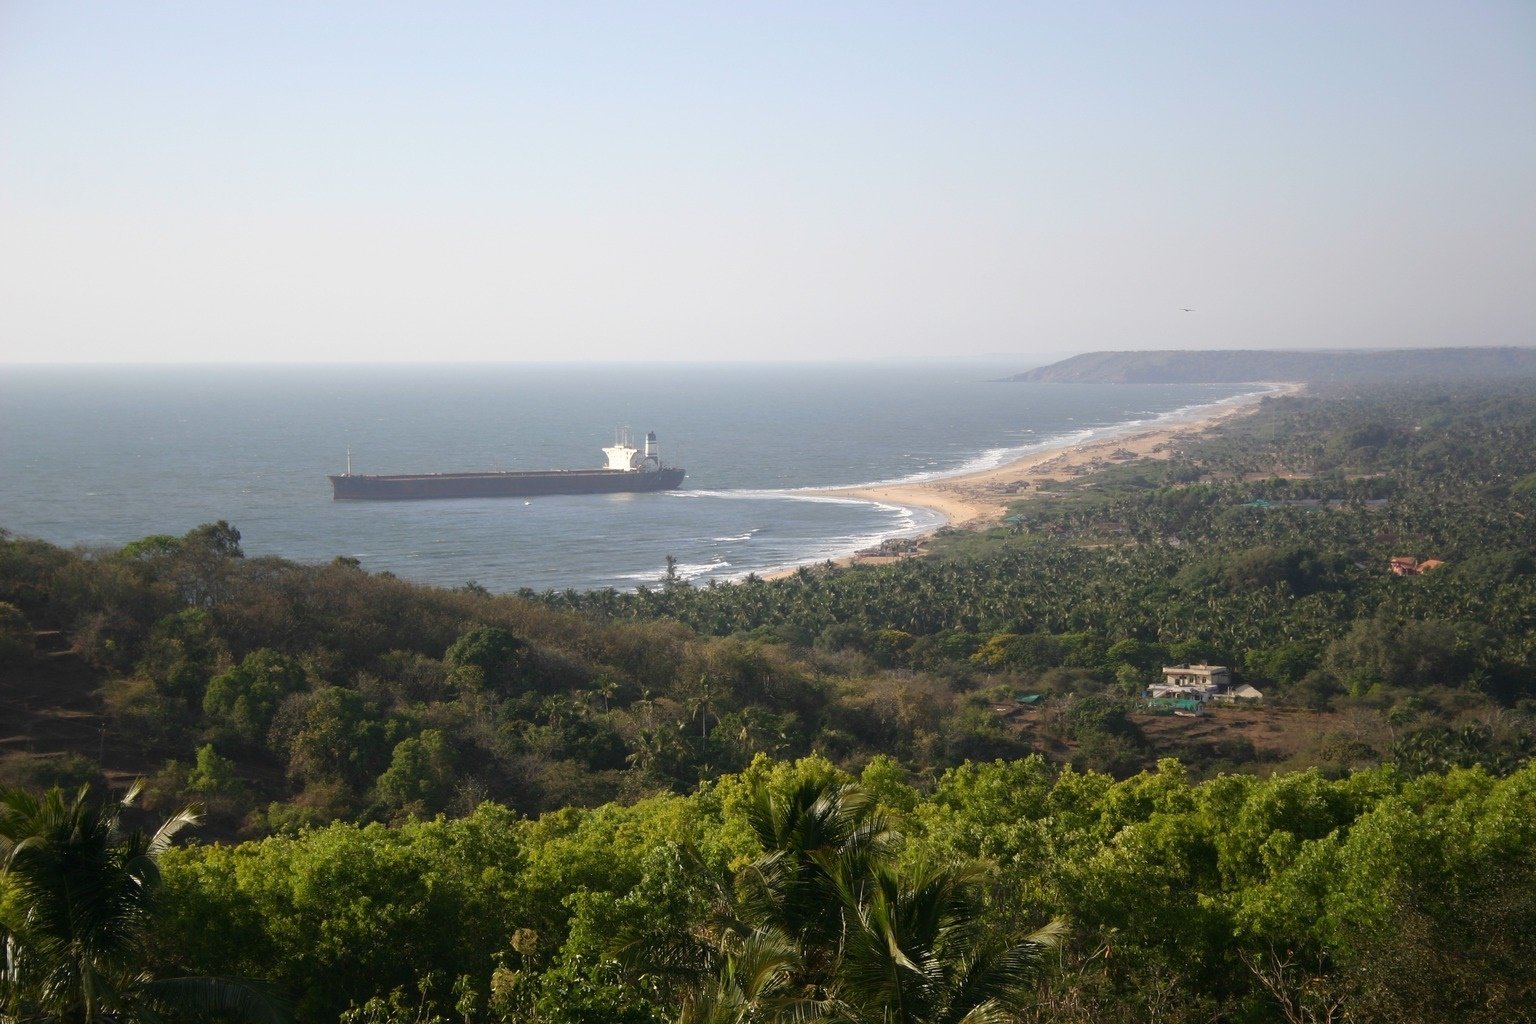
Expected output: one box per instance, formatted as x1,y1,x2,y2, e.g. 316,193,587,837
645,431,657,459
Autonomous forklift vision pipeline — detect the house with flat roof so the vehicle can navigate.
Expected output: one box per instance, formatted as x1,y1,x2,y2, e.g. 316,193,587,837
1150,664,1230,701
1161,664,1230,687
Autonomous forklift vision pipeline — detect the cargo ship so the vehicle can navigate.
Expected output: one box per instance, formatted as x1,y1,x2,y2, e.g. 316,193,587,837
329,428,685,500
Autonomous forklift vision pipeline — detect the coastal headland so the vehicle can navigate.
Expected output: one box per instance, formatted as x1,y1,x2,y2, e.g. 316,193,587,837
779,383,1302,574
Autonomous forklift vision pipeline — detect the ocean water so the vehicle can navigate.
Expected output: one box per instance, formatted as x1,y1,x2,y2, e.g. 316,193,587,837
0,363,1252,591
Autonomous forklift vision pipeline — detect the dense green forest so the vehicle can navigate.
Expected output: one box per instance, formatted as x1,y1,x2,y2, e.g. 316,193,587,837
3,376,1535,1021
3,757,1532,1023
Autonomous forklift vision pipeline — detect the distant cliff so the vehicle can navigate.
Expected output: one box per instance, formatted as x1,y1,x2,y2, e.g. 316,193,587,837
1008,347,1536,383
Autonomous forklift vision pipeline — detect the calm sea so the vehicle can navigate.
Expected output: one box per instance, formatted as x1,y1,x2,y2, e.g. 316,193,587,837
0,363,1251,591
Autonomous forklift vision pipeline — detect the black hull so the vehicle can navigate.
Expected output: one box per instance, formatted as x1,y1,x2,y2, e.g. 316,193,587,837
330,467,685,500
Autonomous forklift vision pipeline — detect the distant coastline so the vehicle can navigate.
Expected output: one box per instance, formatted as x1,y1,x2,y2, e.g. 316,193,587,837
766,383,1300,577
1006,346,1536,383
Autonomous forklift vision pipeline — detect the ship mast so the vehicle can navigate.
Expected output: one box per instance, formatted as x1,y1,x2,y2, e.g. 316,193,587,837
346,447,353,476
601,426,641,471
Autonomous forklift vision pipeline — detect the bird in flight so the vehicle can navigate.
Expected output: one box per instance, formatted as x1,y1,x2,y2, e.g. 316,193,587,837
1181,308,1194,312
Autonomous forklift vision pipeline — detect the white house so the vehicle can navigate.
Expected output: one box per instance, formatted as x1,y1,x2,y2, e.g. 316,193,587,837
1150,664,1231,702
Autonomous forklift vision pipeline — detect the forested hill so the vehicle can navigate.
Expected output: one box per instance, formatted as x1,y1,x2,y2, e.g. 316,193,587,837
1008,346,1536,383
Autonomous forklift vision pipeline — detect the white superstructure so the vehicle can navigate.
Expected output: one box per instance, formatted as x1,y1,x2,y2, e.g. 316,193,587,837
602,427,641,470
602,427,666,472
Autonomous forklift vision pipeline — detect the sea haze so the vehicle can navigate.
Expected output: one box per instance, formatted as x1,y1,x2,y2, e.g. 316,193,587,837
0,363,1251,591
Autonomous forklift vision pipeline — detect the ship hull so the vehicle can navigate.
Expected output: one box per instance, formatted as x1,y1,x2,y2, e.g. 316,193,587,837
330,466,685,500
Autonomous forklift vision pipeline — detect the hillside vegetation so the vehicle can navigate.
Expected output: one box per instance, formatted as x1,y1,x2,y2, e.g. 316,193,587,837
2,379,1534,832
2,756,1531,1024
2,376,1535,1022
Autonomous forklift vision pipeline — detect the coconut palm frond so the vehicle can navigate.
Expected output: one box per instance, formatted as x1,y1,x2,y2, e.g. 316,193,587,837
943,918,1067,1023
146,805,203,858
949,998,1017,1024
144,975,291,1024
1021,917,1068,949
0,783,264,1024
673,924,836,1024
118,779,145,811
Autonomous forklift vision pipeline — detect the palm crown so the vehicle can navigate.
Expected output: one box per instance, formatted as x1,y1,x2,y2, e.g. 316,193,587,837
0,782,283,1024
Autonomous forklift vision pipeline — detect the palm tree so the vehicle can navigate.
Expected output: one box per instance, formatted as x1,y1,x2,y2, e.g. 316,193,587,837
734,779,896,975
688,675,717,740
676,927,829,1024
595,675,619,713
835,860,1064,1024
0,782,284,1024
717,780,1061,1024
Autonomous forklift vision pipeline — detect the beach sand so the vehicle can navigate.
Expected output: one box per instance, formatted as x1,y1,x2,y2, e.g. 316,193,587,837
768,384,1301,576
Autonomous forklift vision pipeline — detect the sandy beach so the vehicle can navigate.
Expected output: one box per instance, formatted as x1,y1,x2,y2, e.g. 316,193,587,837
772,384,1301,575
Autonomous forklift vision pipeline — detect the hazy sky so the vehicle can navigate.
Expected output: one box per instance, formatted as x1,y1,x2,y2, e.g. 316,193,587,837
2,2,1533,364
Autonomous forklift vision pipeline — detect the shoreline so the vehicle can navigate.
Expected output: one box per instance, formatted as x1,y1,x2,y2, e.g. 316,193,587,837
762,382,1302,578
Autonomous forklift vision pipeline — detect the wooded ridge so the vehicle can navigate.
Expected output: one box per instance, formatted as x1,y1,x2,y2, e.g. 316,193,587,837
1006,346,1536,383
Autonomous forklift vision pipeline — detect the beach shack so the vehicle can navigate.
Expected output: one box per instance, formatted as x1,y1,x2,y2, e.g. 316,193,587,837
1212,683,1264,704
